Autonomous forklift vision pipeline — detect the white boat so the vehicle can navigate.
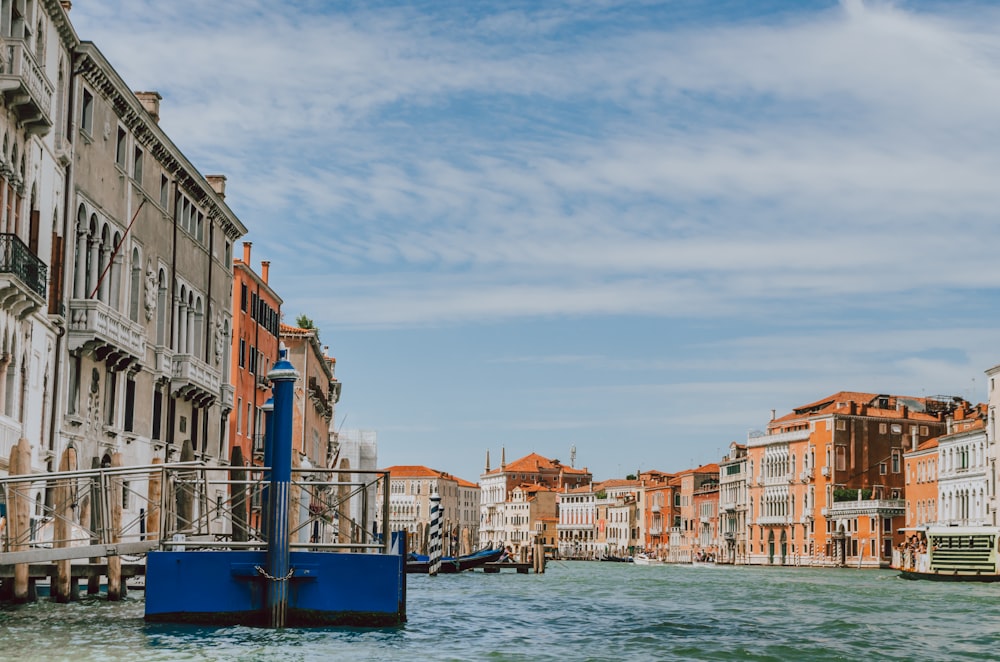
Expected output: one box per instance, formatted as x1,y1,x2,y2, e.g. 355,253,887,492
633,553,663,566
893,526,1000,582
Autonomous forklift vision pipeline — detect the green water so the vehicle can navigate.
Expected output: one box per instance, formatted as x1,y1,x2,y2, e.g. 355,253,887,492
1,562,996,661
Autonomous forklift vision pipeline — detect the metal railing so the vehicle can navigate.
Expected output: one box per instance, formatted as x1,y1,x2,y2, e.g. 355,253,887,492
0,462,393,563
0,232,46,297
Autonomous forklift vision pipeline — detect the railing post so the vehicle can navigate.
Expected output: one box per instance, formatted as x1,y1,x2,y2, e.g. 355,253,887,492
382,471,391,555
264,345,297,628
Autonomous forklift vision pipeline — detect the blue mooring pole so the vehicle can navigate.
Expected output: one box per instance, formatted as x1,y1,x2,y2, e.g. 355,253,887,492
264,346,298,628
260,396,274,543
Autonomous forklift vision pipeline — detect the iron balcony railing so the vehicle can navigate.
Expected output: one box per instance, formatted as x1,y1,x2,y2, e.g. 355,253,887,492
0,232,46,297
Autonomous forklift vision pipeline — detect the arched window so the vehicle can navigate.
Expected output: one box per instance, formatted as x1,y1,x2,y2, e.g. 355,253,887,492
193,297,204,359
156,269,167,345
129,247,141,321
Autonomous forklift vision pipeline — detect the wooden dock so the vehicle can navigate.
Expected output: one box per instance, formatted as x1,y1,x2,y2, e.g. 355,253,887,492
481,562,532,573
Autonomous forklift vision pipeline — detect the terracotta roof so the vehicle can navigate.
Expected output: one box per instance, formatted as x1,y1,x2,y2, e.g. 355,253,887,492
486,452,590,476
280,322,314,336
905,437,940,454
773,391,960,425
599,479,642,489
384,465,478,486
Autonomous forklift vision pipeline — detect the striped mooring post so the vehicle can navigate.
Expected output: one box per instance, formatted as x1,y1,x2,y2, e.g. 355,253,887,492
264,346,298,628
428,493,442,576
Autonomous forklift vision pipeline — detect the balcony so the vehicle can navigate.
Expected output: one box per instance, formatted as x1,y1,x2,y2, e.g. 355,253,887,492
171,353,220,406
0,39,54,135
800,470,812,482
821,466,831,477
67,298,145,369
0,233,46,318
756,515,790,526
747,427,811,448
826,499,905,518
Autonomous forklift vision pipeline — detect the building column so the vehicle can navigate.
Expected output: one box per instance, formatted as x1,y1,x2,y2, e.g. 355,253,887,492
74,224,88,299
98,244,111,302
88,235,99,299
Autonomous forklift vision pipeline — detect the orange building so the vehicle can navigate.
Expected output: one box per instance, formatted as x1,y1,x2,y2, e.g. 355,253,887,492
671,464,718,562
903,437,938,529
279,323,339,469
747,391,965,567
228,241,282,465
639,470,677,558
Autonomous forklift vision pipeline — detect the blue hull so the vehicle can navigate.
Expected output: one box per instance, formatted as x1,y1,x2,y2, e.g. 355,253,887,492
144,550,406,626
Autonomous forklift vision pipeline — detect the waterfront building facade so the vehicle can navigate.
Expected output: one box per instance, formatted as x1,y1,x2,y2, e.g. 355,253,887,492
556,484,596,559
333,429,381,548
0,0,76,483
718,443,748,563
228,241,281,466
506,483,556,560
903,437,938,529
674,464,719,562
64,44,245,480
989,362,1000,526
278,322,338,542
378,464,480,556
748,392,962,568
639,470,677,559
479,450,591,550
936,405,989,526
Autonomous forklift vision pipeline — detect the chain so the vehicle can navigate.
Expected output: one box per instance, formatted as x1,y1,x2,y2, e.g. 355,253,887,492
254,565,295,582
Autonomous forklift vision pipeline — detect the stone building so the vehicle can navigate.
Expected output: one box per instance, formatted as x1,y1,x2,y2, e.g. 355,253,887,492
377,464,481,556
718,443,748,564
63,43,245,483
0,0,77,485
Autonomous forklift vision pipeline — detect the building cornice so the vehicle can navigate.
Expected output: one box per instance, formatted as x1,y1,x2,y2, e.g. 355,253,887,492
74,42,247,242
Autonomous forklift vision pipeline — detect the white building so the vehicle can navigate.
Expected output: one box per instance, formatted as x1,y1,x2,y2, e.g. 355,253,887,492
557,485,596,559
937,413,990,526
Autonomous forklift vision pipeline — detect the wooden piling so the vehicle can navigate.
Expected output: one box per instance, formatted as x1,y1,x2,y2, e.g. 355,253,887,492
107,452,123,601
230,446,247,543
9,438,32,601
533,541,545,574
176,440,194,533
52,444,77,602
146,457,162,540
85,457,100,595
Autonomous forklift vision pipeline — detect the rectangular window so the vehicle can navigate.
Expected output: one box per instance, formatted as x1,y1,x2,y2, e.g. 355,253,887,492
81,88,94,134
122,481,130,510
879,462,887,475
191,406,200,451
124,375,136,432
105,370,117,426
836,420,846,431
835,446,846,472
160,174,169,208
116,126,127,168
240,283,248,311
239,338,246,368
152,388,162,440
215,492,223,520
133,147,143,183
879,423,887,434
891,451,901,474
237,397,243,434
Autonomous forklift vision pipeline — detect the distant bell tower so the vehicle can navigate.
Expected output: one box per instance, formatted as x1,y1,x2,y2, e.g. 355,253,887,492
485,449,491,472
570,445,576,468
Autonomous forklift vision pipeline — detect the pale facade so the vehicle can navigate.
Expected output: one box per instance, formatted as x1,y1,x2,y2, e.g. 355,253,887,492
0,0,76,486
61,40,245,555
378,464,480,556
937,423,989,526
986,362,1000,527
557,485,596,559
718,443,748,563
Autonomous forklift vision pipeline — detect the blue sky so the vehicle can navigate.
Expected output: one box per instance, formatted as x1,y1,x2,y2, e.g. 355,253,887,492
70,0,1000,483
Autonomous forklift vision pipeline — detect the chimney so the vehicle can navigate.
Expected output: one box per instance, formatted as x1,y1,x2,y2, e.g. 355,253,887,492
206,174,227,199
134,91,162,123
261,260,270,284
911,426,918,452
770,409,776,420
242,241,251,264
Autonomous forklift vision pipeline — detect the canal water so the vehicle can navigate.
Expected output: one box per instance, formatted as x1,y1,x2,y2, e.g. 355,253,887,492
1,562,997,661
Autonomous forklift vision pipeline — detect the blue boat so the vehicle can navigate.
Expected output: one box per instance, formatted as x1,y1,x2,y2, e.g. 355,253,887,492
406,547,505,574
